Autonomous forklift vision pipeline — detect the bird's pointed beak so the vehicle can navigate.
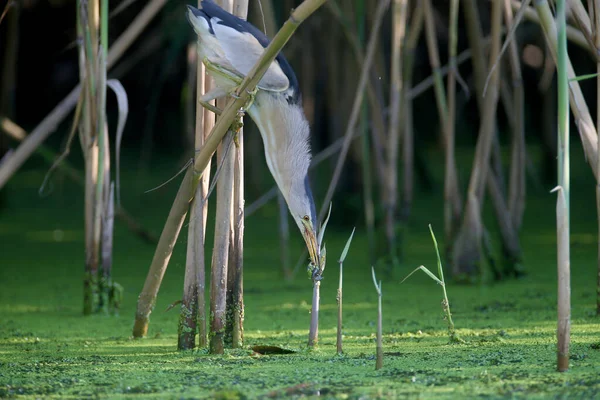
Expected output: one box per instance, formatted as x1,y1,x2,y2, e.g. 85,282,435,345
301,220,320,268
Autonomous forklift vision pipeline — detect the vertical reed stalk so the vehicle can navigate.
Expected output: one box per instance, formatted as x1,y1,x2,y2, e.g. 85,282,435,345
78,0,100,315
355,0,376,267
555,0,570,372
198,65,215,348
371,267,383,370
451,0,503,280
308,280,320,347
444,0,462,241
401,4,424,222
178,41,208,350
504,0,526,232
210,0,235,355
386,0,409,269
223,0,247,350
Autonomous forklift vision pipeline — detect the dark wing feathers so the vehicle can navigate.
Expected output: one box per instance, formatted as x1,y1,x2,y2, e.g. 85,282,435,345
192,0,301,104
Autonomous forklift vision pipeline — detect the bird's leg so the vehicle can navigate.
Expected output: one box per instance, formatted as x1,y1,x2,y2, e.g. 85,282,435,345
231,109,245,148
198,87,227,115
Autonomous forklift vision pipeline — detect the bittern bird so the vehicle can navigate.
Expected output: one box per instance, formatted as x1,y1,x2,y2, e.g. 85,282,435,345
186,1,322,271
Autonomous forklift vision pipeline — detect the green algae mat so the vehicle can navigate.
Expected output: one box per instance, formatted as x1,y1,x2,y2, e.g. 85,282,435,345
1,160,600,399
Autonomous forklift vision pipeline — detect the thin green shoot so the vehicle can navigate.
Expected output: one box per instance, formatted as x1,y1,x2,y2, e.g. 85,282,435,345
337,227,356,355
400,224,464,344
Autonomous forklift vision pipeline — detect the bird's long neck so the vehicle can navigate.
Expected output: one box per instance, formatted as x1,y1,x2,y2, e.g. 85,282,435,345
247,91,312,200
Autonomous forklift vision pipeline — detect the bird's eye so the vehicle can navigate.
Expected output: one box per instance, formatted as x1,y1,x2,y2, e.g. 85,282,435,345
302,215,310,222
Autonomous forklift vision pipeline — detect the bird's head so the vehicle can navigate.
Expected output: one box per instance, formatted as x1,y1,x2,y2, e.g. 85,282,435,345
287,176,320,269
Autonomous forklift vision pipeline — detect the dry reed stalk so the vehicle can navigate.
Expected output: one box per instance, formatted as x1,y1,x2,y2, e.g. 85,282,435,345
225,0,248,349
463,0,522,276
210,134,234,354
100,181,115,312
423,0,462,243
504,0,526,232
534,2,599,180
132,0,328,338
385,0,409,269
178,46,204,351
210,0,236,355
510,1,592,55
451,0,503,280
197,64,216,348
400,4,424,222
325,1,388,189
78,0,101,315
555,0,570,372
317,0,391,223
0,0,168,190
443,0,462,241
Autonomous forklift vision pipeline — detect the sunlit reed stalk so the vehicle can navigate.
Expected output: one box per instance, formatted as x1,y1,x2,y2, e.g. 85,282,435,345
0,0,168,191
555,0,570,373
224,0,248,350
78,0,100,315
208,0,237,356
371,267,382,370
133,0,328,339
337,228,355,355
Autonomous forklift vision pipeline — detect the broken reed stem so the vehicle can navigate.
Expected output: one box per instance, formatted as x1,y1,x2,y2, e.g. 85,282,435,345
0,0,168,191
371,268,382,370
385,0,409,268
336,262,343,355
555,0,570,372
308,280,320,347
132,0,327,338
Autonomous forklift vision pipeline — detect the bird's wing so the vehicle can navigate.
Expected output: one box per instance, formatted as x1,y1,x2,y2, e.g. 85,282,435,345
211,22,290,92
